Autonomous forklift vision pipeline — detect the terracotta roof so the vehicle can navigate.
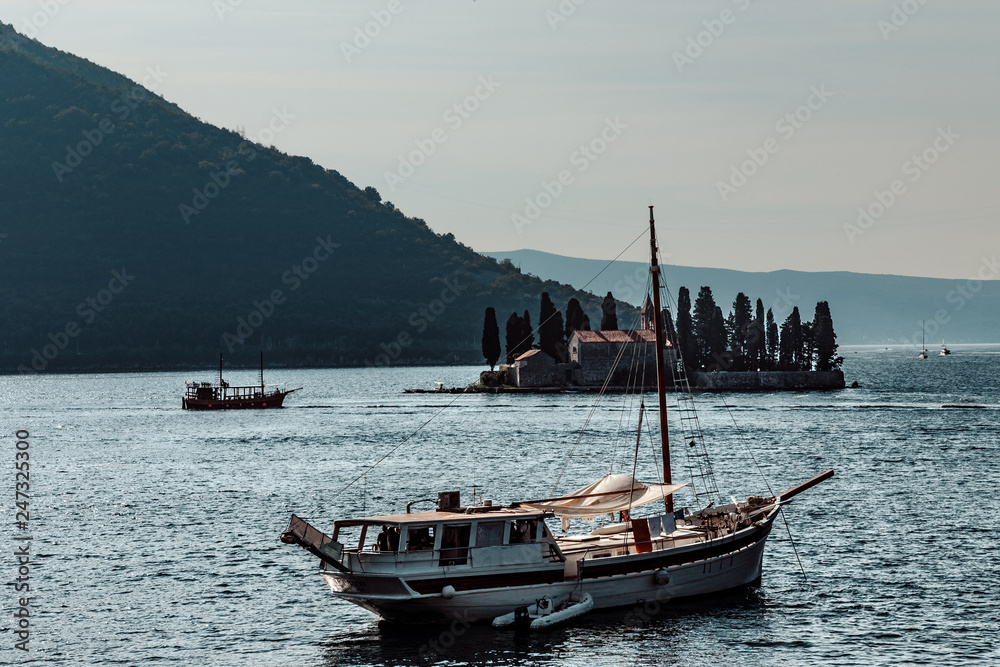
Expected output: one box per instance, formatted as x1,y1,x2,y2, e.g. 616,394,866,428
514,349,551,362
571,329,670,346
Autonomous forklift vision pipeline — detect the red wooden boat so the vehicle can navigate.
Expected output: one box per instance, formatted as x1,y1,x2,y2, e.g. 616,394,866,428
183,352,300,410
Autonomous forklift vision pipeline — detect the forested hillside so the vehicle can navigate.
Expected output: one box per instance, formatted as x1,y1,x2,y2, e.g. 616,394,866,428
0,23,609,372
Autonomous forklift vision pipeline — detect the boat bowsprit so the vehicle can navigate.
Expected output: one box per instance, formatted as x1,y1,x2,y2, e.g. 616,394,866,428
492,593,594,630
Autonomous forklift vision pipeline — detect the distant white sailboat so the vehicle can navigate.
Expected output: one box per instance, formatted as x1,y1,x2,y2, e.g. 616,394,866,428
918,322,928,359
940,339,951,356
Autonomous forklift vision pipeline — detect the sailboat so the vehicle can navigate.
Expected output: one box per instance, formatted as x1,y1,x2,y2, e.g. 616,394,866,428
918,322,929,359
281,207,832,625
182,352,300,410
940,339,951,356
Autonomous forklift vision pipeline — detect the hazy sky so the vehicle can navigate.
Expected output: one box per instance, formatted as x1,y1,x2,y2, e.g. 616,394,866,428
5,1,998,279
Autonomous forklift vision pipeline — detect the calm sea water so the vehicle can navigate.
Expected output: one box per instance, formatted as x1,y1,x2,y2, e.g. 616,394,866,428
2,346,998,666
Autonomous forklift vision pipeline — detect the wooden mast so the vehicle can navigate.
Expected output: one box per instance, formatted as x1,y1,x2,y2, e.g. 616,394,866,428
218,353,224,386
648,206,673,514
260,350,265,392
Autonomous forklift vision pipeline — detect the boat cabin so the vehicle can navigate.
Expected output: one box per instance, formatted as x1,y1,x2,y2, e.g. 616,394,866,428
328,507,565,575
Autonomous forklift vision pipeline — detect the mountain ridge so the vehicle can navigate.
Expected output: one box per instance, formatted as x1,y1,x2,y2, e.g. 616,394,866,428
484,249,1000,345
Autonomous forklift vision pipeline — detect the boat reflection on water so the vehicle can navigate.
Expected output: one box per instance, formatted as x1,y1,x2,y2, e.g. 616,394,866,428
319,586,769,666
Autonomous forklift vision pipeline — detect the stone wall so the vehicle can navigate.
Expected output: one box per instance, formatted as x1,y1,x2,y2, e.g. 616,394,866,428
690,370,845,391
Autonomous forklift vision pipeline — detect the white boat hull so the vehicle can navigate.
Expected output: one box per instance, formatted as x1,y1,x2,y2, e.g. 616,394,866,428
318,514,774,624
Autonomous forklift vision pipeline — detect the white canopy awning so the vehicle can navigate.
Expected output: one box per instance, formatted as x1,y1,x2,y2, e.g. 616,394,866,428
518,474,687,518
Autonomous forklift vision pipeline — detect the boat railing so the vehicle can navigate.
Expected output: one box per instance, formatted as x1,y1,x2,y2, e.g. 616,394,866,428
183,384,281,400
343,541,562,573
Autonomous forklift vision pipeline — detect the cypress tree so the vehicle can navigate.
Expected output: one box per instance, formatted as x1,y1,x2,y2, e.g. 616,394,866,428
504,312,522,364
481,307,501,371
801,321,815,371
730,292,753,371
693,286,717,368
812,301,841,371
765,307,778,369
675,286,697,371
565,298,586,340
789,307,803,370
781,307,803,370
552,311,568,362
520,309,534,357
539,292,564,360
778,315,793,370
600,292,618,330
709,305,728,370
747,298,765,371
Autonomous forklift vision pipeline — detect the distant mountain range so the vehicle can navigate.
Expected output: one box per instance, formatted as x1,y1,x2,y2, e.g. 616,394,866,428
0,22,610,372
484,250,1000,345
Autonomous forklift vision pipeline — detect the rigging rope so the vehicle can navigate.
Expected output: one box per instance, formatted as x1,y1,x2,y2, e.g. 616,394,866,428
718,394,775,497
510,227,649,360
551,309,642,494
310,386,472,518
780,507,808,582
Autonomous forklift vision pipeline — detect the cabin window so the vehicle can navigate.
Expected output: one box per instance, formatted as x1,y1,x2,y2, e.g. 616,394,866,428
406,526,435,552
509,519,537,544
333,525,367,551
538,522,553,540
439,524,471,566
373,525,400,552
475,521,505,547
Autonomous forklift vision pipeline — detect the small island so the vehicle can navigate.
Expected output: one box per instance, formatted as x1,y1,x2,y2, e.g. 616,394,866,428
430,287,845,393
